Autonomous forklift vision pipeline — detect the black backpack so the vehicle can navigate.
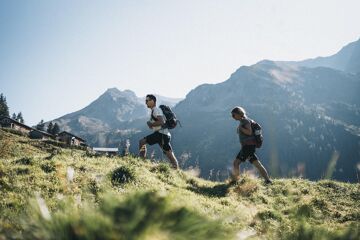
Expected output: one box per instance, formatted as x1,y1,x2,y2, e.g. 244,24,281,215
157,105,180,129
250,119,263,148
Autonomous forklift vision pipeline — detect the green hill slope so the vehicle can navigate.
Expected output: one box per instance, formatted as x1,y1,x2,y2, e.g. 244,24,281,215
0,129,359,239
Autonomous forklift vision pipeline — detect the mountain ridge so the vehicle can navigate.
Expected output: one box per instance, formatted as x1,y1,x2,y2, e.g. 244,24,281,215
48,38,360,182
277,38,360,73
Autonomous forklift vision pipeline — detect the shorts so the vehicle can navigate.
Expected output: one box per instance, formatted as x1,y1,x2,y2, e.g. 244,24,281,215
236,145,258,163
144,131,172,152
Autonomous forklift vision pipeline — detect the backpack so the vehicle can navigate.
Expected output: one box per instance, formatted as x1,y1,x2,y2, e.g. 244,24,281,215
153,105,180,129
250,119,263,148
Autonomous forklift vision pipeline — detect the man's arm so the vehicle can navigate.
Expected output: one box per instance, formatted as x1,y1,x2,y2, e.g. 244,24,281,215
147,116,165,128
240,123,252,136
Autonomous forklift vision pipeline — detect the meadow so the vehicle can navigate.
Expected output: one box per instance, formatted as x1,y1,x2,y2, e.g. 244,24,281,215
0,129,359,239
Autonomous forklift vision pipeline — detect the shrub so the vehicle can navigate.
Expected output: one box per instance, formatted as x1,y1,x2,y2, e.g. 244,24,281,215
78,165,87,172
41,162,56,173
15,167,30,175
151,163,173,184
256,210,282,221
111,166,136,186
15,157,33,165
151,162,171,176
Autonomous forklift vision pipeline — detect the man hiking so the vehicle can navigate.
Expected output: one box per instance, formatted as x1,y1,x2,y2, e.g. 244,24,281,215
139,94,179,169
231,106,272,184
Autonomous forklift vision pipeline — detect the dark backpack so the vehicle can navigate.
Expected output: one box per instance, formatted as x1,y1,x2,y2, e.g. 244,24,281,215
158,105,179,129
250,119,263,148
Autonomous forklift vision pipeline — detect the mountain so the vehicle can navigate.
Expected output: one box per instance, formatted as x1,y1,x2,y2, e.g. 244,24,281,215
51,88,182,146
140,95,184,107
50,38,360,182
280,38,360,73
168,59,360,182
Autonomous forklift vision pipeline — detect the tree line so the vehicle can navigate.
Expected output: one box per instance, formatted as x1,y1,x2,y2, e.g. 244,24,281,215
0,93,24,122
35,120,60,135
1,93,60,135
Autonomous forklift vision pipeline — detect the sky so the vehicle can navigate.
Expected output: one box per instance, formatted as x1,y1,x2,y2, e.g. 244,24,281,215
1,0,360,126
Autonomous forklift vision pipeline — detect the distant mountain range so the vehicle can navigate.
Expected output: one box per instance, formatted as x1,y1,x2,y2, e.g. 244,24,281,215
51,89,182,146
51,38,360,182
280,37,360,73
171,59,360,182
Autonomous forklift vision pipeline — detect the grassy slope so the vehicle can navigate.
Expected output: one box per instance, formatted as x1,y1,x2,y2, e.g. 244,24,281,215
0,129,359,239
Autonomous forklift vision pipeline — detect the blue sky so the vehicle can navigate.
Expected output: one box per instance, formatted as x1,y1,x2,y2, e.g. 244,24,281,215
1,0,360,125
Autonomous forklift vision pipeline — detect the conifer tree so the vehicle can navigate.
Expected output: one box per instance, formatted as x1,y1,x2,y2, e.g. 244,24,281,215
0,93,10,117
12,113,17,120
52,123,60,135
16,112,24,123
47,122,54,134
36,119,45,131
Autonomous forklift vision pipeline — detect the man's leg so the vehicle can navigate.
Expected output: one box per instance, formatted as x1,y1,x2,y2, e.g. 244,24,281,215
139,138,147,159
160,134,178,169
232,158,241,181
252,159,271,182
165,150,179,169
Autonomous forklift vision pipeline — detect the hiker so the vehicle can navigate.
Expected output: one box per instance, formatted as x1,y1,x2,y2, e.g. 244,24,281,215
139,94,179,169
231,107,272,184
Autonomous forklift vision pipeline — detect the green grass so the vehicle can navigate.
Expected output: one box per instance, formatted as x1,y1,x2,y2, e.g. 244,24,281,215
0,129,359,239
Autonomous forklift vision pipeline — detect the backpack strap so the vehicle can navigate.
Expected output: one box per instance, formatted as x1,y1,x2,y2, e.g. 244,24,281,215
151,109,157,121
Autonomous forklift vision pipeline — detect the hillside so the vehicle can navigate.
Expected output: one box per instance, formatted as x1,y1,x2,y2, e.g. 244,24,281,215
167,60,360,182
0,129,359,239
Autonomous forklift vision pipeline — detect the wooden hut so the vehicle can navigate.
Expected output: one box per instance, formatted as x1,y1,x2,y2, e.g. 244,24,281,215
0,116,33,134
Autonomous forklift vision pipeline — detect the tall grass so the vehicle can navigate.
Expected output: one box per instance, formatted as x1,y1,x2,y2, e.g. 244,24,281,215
22,192,234,240
1,130,359,239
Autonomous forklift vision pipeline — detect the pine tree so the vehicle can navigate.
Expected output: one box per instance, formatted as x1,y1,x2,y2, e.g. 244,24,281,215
12,113,17,120
52,123,60,135
47,122,53,134
16,112,24,123
36,120,45,131
0,93,10,117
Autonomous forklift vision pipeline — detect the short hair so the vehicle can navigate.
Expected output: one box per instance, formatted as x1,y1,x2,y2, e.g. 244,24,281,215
146,94,157,103
231,106,246,117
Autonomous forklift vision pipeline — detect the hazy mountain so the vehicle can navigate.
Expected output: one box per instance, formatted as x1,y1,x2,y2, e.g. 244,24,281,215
53,88,145,132
168,60,360,182
140,95,184,107
280,38,360,73
51,88,182,146
50,38,360,182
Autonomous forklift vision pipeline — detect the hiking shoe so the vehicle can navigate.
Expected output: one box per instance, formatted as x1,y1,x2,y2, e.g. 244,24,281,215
264,179,273,185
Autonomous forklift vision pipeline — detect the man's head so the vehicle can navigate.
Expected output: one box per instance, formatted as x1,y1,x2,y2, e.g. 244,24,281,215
145,94,156,108
231,106,246,120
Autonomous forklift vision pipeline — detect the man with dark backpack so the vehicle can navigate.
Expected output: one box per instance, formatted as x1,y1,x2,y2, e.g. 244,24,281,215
139,94,179,169
231,106,272,184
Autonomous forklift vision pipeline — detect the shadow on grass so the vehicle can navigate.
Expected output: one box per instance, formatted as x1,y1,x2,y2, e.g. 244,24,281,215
187,183,230,198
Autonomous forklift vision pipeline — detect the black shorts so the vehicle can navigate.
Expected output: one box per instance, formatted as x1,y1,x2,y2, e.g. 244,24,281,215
144,131,172,152
236,145,258,163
